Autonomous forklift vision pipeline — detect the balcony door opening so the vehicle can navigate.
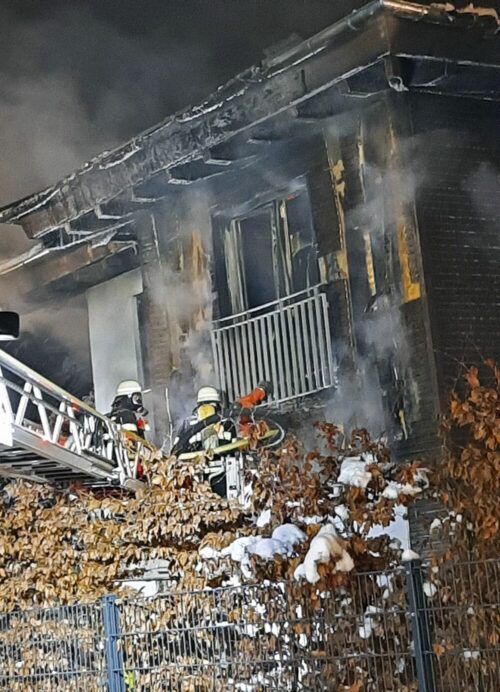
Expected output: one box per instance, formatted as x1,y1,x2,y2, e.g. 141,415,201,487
212,186,333,404
220,189,319,318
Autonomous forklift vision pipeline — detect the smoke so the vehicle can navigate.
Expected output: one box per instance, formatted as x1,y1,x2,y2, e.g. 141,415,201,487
0,3,215,397
321,135,427,438
0,0,369,206
0,5,218,205
161,266,216,426
146,190,216,429
462,162,500,244
4,295,92,397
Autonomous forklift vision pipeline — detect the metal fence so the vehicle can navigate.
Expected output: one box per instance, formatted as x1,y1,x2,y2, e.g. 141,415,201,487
212,285,335,405
0,559,498,691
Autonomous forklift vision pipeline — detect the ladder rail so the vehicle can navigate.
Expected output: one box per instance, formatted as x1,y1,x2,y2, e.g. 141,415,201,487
0,349,144,488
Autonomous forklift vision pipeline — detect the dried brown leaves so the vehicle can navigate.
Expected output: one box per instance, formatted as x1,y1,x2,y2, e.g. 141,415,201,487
437,360,500,554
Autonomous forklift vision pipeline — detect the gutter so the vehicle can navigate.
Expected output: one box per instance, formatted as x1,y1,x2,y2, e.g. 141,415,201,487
263,0,495,73
264,0,385,71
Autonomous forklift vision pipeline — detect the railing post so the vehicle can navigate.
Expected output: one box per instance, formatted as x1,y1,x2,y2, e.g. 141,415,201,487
405,560,436,692
102,595,126,692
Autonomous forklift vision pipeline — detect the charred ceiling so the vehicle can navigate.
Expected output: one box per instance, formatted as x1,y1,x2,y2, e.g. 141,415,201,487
0,0,498,265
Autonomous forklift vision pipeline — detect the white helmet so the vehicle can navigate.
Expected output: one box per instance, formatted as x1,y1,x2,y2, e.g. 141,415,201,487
116,380,142,397
197,386,221,405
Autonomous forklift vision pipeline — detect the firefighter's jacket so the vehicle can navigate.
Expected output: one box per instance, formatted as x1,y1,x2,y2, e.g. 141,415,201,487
109,404,146,440
172,407,235,456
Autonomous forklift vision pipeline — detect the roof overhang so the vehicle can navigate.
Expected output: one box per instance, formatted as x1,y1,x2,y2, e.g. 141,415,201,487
0,0,498,245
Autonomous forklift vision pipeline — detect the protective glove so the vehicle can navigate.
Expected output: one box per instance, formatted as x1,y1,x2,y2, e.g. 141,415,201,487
257,380,273,398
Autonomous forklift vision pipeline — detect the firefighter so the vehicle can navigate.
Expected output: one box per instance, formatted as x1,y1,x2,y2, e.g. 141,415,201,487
172,382,273,456
172,386,231,456
109,380,149,440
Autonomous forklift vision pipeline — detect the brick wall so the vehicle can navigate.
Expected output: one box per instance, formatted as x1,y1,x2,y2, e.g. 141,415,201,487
411,94,500,400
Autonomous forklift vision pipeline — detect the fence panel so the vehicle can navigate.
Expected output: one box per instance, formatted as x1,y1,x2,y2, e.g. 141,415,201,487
116,572,416,691
420,559,500,692
0,560,498,691
0,602,107,691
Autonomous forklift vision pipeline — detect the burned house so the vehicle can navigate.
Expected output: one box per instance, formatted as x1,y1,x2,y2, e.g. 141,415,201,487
0,0,499,463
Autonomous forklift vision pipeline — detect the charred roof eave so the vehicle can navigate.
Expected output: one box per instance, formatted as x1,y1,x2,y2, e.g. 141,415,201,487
0,0,498,242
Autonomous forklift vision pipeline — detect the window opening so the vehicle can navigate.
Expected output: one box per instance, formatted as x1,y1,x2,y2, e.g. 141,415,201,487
219,187,318,317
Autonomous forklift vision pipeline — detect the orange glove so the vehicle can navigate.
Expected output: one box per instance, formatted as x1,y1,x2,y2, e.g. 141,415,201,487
238,386,267,409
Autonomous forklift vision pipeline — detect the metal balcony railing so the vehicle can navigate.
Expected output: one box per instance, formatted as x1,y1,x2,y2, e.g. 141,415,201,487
212,285,335,404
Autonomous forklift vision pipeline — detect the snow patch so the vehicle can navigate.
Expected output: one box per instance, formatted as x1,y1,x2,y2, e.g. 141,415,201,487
395,658,406,674
271,524,306,552
334,504,349,522
199,545,220,560
247,538,288,560
359,605,382,639
463,650,480,660
368,504,410,551
430,518,442,532
221,526,305,576
401,549,420,562
221,536,258,562
256,508,271,528
382,482,422,500
376,573,395,599
224,574,241,587
423,581,437,598
413,467,430,488
294,524,353,584
123,579,159,597
338,456,373,488
299,515,325,526
264,622,281,636
242,623,259,638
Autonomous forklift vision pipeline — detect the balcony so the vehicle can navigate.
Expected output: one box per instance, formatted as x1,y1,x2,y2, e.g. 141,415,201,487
212,285,335,405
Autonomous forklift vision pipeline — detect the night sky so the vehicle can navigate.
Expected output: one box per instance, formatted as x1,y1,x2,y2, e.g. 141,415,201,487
0,0,369,206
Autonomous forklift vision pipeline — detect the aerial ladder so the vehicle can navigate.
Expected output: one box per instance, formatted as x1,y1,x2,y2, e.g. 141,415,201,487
0,348,149,491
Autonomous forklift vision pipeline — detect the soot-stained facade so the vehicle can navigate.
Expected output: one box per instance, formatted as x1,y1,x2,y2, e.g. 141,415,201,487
0,1,499,462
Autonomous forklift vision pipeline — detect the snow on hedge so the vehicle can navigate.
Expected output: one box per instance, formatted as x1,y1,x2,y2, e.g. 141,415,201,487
271,524,306,551
208,524,308,578
382,481,422,500
337,455,375,488
294,524,354,584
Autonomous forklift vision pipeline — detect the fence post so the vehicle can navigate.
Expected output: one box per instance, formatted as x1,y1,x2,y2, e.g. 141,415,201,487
405,560,436,692
102,595,126,692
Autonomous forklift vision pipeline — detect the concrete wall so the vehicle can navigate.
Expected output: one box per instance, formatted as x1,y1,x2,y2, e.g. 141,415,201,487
86,269,143,413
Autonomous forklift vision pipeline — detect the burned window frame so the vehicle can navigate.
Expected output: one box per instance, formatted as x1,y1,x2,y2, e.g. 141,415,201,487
212,181,319,319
